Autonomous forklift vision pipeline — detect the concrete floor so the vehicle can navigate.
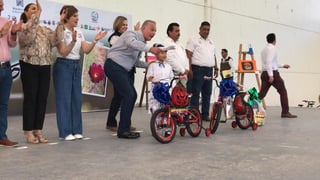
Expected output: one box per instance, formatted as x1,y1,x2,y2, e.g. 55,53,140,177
0,106,319,180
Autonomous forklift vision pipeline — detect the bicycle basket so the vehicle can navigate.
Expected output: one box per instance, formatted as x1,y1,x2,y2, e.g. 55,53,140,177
171,83,188,108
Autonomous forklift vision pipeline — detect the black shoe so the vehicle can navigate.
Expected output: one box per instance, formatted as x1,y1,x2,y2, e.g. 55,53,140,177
281,112,297,118
117,132,140,139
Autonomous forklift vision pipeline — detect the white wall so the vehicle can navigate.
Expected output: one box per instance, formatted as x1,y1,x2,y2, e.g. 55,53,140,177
50,0,320,107
212,0,320,106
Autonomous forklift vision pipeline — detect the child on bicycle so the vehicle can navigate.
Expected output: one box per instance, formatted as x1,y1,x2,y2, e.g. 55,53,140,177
146,43,174,114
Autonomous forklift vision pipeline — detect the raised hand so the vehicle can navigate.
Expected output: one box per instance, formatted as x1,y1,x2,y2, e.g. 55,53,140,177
94,31,107,41
11,20,23,34
1,21,12,37
35,0,42,17
134,21,140,31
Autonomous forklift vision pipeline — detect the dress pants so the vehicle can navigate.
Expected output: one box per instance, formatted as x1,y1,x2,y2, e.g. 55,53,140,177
20,61,51,131
104,59,137,134
189,65,213,119
106,68,135,127
259,71,289,114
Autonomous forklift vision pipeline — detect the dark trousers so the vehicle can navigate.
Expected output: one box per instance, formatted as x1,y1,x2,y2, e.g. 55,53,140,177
107,68,135,127
20,61,51,131
104,59,137,133
189,65,213,119
259,71,289,114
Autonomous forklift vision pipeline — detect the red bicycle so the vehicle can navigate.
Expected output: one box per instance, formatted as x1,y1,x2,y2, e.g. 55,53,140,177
208,77,258,134
150,77,211,144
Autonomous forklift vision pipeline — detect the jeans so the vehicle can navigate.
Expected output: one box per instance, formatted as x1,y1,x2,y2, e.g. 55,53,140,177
106,68,135,127
104,59,137,133
20,61,51,131
189,65,213,119
0,66,12,139
53,58,82,138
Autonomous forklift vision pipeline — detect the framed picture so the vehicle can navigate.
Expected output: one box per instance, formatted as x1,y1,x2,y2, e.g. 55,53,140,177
238,60,257,73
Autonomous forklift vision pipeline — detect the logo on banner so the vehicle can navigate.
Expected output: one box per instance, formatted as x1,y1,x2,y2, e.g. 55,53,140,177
16,0,24,7
91,11,99,23
11,62,21,80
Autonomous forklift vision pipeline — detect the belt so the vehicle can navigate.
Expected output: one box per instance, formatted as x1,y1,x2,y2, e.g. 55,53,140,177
191,64,213,70
0,61,11,68
262,70,278,73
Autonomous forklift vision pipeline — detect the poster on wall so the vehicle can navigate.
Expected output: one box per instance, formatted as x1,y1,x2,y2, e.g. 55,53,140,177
3,0,132,69
3,0,132,115
81,44,109,97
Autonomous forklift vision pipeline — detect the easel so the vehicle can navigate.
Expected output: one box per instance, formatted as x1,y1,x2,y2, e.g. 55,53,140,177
138,52,151,110
237,43,266,109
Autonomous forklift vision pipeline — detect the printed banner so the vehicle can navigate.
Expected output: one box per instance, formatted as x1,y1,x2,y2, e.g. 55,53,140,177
82,44,109,97
3,0,132,114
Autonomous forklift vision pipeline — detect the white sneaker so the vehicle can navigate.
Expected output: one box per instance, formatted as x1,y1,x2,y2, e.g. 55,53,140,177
65,134,76,141
74,134,83,139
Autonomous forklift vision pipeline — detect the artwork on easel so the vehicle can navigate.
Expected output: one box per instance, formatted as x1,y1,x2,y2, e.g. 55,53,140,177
238,60,257,73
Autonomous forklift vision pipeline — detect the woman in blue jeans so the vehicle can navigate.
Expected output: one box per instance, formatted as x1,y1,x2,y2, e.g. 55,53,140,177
54,5,106,141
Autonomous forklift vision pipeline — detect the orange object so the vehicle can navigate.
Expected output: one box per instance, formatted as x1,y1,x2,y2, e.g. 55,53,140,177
238,60,257,73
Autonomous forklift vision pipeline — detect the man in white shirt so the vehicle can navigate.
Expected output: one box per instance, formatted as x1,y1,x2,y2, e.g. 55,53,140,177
186,21,218,121
162,23,189,80
259,33,297,118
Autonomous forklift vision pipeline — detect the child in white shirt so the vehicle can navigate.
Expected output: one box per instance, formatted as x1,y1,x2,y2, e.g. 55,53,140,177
146,43,174,114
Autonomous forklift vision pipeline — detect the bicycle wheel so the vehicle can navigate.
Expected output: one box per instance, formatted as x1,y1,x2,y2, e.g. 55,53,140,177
236,104,253,129
210,103,222,134
150,107,177,144
185,107,202,137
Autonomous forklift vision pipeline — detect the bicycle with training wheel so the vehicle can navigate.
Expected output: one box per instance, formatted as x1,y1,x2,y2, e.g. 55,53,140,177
208,77,258,135
150,77,211,144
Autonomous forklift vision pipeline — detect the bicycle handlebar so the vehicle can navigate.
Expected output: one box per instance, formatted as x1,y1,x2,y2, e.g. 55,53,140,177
203,76,220,88
169,75,187,88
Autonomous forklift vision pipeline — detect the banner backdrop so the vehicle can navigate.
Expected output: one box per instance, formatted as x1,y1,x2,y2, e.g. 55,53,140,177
3,0,132,115
82,45,109,97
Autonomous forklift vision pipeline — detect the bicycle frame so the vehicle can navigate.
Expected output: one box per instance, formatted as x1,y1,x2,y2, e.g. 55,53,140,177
208,77,258,133
150,76,204,143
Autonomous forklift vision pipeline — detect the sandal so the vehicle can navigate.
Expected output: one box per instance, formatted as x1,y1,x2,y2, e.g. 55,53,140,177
33,130,48,143
24,131,39,144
